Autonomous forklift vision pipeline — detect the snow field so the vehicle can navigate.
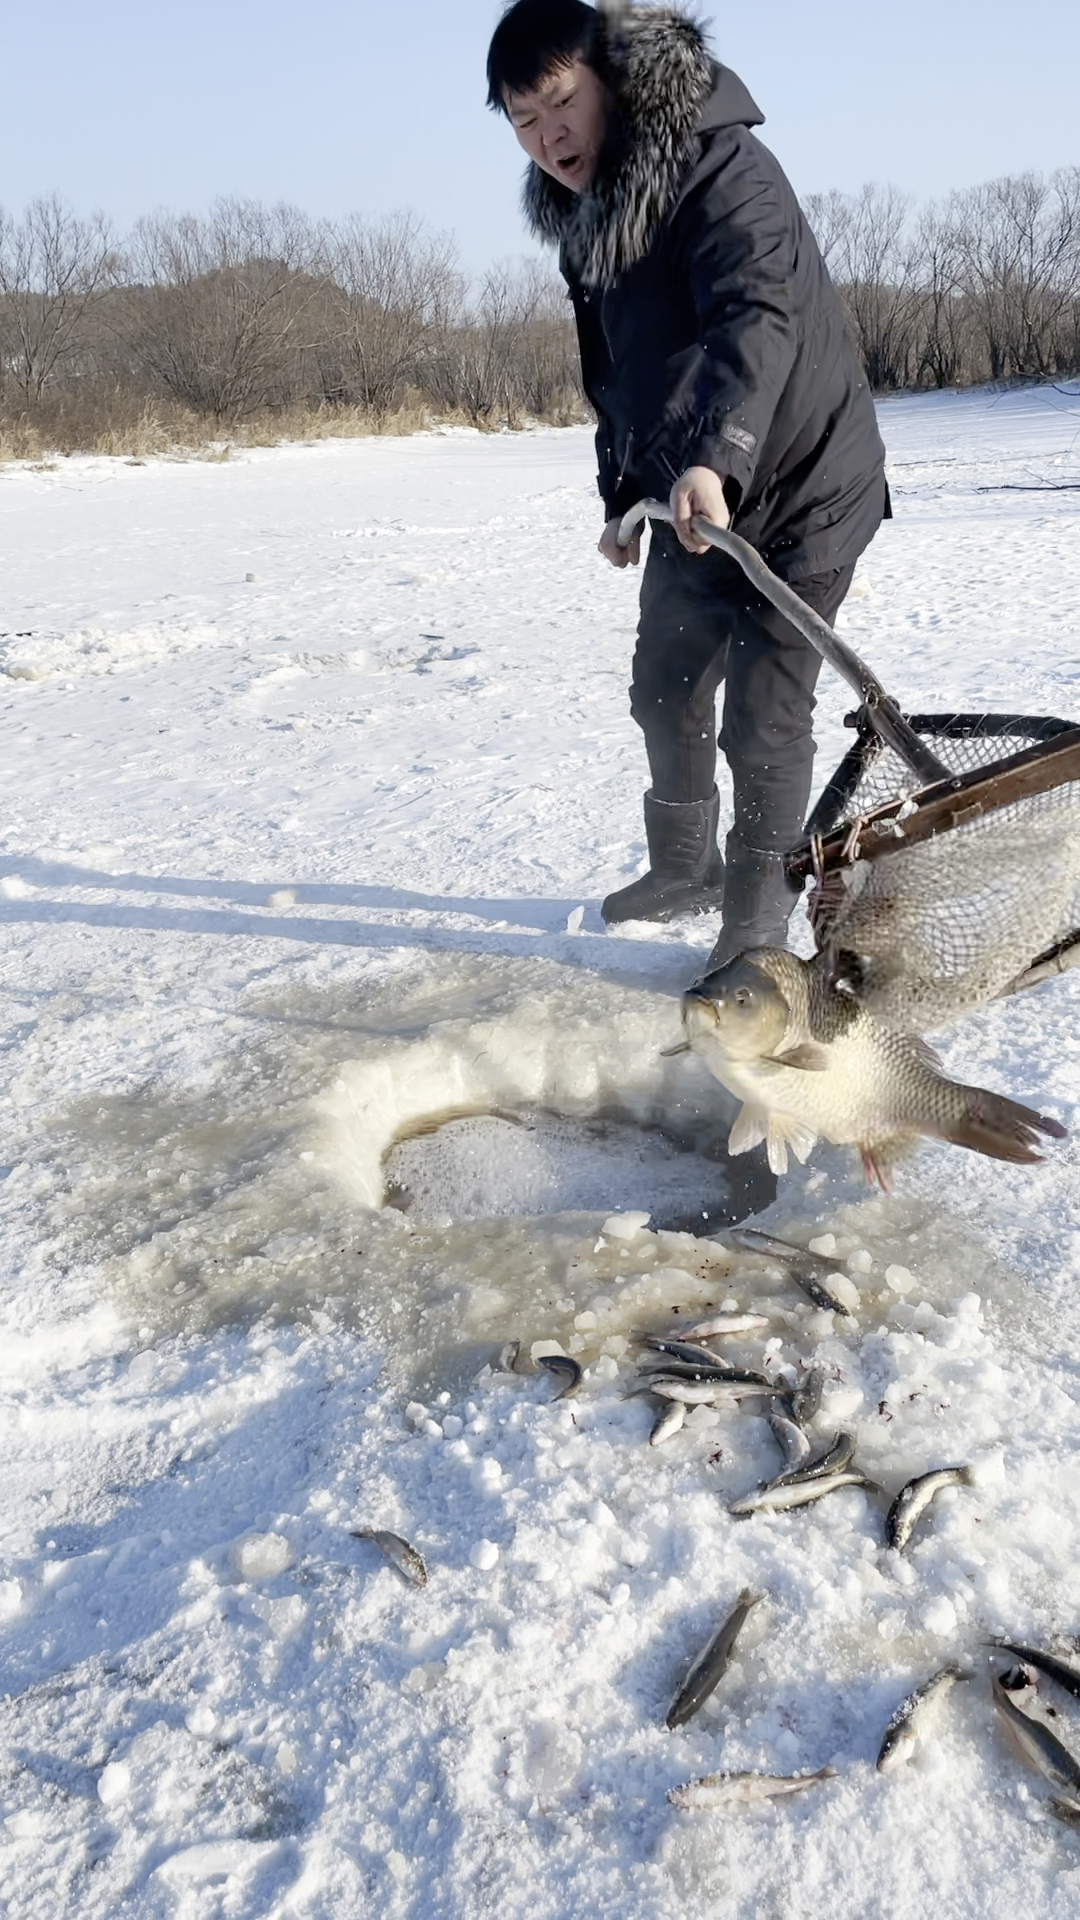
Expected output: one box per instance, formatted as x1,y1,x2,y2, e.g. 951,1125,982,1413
1,387,1080,1916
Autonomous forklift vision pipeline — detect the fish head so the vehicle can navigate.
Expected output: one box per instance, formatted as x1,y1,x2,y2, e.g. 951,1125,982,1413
682,955,791,1063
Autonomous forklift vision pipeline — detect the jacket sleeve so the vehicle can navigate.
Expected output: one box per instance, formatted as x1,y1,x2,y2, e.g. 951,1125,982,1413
673,156,800,502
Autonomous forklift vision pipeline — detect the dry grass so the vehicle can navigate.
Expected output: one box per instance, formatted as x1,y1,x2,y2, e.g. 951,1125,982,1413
0,388,584,467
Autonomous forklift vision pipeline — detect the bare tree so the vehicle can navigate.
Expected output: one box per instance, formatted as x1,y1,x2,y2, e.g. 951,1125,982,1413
121,198,325,419
909,198,971,388
803,189,853,276
0,194,118,401
317,211,461,412
828,183,920,391
955,169,1080,379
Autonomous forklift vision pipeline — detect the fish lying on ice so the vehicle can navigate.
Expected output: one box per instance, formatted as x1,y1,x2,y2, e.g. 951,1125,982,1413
886,1465,974,1552
989,1641,1080,1700
767,1402,812,1471
725,1226,854,1315
666,1588,762,1729
768,1428,858,1491
649,1398,687,1446
536,1353,583,1400
730,1468,878,1517
352,1528,428,1589
669,1766,836,1810
682,951,1065,1185
876,1664,970,1773
990,1669,1080,1795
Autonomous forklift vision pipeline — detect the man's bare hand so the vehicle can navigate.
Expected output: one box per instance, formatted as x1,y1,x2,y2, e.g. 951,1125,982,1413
670,466,730,554
599,516,640,568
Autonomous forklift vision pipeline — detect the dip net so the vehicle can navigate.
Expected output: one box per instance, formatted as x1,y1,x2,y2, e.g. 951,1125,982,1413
791,712,1080,1029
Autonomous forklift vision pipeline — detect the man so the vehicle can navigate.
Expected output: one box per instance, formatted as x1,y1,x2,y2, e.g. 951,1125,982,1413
487,0,889,966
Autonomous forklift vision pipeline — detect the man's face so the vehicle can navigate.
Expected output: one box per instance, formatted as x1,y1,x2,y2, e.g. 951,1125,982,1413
505,58,608,194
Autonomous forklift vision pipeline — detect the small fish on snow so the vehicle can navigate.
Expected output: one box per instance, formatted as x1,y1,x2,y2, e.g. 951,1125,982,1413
886,1466,974,1552
684,1312,771,1339
669,1766,836,1810
990,1670,1080,1795
649,1398,687,1446
666,1588,762,1729
989,1641,1080,1701
682,951,1065,1186
724,1227,852,1316
352,1528,427,1588
537,1353,582,1400
876,1663,970,1773
730,1468,878,1517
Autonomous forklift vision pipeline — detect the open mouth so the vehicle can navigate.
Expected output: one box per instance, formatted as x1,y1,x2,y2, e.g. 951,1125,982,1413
557,152,583,175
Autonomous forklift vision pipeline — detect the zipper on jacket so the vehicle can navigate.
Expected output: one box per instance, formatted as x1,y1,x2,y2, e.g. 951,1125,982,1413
614,427,635,498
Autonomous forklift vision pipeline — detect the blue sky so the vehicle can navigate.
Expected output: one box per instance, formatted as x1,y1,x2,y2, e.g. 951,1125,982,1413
2,1,1078,275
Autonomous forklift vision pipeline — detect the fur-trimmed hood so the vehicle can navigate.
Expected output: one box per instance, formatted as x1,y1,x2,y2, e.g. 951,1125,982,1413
523,2,763,289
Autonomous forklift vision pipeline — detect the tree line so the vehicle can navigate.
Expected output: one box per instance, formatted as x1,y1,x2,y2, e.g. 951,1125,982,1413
1,169,1078,453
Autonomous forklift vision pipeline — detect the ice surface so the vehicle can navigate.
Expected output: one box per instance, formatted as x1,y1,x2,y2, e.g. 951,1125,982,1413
2,390,1080,1919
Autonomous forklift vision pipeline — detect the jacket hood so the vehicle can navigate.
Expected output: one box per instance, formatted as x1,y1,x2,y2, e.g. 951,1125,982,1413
522,2,763,289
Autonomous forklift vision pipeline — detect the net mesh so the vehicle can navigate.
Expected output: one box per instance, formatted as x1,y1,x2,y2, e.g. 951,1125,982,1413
811,717,1080,1028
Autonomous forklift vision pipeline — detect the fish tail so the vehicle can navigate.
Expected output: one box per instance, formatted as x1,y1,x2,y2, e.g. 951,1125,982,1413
943,1088,1067,1165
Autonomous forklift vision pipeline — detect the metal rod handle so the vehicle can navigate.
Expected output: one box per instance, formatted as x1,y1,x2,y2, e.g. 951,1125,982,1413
617,499,949,788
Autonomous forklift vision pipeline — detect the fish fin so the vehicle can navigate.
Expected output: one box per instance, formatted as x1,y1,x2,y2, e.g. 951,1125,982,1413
760,1114,818,1175
860,1133,920,1190
728,1104,767,1156
765,1130,789,1176
943,1088,1068,1165
767,1114,818,1168
908,1034,943,1072
660,1040,691,1058
770,1041,831,1072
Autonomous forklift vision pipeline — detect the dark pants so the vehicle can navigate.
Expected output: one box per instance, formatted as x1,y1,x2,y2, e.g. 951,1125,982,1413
630,524,855,853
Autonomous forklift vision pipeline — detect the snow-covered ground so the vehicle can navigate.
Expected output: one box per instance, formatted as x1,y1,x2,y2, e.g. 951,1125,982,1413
2,385,1080,1918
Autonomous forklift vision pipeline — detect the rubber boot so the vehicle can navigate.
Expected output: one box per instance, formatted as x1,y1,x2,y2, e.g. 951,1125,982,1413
702,830,799,971
602,789,725,925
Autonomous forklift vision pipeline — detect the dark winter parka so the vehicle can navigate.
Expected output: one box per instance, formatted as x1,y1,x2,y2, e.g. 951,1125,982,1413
523,2,888,580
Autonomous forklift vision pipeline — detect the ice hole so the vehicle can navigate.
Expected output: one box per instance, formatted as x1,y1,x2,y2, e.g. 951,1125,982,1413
316,960,775,1234
382,1107,750,1231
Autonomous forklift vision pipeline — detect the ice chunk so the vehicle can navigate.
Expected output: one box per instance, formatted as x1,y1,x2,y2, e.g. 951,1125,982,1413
821,1385,863,1421
185,1703,217,1739
0,1579,22,1621
848,1249,873,1274
566,905,585,934
232,1531,293,1581
601,1211,651,1241
471,1455,503,1493
276,1742,298,1774
470,1538,500,1571
921,1595,958,1636
968,1447,1006,1488
531,1339,565,1364
155,1840,278,1885
827,1273,861,1312
885,1264,915,1293
97,1761,131,1807
808,1233,837,1256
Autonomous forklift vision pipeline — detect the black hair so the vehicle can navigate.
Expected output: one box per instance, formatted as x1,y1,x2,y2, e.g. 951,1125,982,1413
486,0,605,113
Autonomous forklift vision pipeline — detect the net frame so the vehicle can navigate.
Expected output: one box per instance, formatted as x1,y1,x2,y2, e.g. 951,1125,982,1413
791,713,1080,996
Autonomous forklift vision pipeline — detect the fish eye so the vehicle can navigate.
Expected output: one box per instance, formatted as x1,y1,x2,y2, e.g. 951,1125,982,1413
733,987,754,1007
